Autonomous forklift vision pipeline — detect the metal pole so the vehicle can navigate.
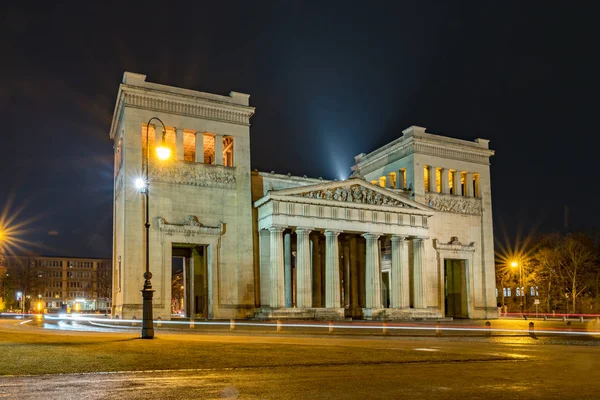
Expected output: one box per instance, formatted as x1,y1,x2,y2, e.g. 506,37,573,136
520,264,523,315
140,117,166,339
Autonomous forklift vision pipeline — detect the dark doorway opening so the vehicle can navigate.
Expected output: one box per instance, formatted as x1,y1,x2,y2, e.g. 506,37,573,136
172,245,208,319
444,259,468,318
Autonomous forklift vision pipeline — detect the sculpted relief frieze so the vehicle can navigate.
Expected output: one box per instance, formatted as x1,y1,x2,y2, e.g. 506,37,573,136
425,193,482,215
149,162,236,188
158,215,223,237
295,184,413,208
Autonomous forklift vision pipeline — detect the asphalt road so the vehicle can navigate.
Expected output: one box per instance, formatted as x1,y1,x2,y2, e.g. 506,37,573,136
3,338,600,399
2,317,600,399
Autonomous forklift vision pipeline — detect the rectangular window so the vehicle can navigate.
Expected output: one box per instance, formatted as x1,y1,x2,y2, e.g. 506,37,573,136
141,124,155,160
449,170,455,194
203,134,215,164
388,172,397,188
423,166,430,192
460,172,467,196
435,168,442,193
378,176,386,188
183,131,196,162
223,136,234,167
503,287,511,297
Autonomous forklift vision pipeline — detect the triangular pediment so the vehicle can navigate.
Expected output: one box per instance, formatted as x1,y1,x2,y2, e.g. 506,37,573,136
264,178,431,211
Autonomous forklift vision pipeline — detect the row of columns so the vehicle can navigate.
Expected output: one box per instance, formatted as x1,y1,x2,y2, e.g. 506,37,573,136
427,165,478,197
262,227,427,311
152,125,226,165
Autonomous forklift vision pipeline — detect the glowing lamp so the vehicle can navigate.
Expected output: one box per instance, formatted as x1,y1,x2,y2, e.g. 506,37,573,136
135,178,146,190
156,145,171,160
510,261,518,268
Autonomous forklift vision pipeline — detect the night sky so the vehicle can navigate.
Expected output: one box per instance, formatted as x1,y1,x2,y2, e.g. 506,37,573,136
1,2,598,258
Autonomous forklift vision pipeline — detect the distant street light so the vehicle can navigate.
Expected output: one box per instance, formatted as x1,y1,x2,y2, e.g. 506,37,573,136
137,117,171,339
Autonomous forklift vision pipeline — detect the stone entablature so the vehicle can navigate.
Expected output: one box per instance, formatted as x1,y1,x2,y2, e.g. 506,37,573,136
424,192,483,215
109,72,255,140
255,179,433,235
158,216,224,237
353,126,495,176
149,161,237,188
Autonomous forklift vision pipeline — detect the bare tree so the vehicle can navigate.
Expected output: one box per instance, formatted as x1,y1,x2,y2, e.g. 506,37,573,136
559,234,596,312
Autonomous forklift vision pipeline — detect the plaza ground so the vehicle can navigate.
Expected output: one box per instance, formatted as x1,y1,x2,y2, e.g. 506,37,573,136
1,317,599,399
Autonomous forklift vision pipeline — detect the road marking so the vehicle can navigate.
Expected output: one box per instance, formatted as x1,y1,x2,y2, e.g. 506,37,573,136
19,319,32,325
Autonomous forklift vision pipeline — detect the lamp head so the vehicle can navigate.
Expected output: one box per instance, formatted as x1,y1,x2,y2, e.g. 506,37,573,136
156,145,171,160
135,178,146,190
510,261,518,268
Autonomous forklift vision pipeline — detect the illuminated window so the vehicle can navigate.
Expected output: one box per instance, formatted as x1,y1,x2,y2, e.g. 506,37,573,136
424,166,430,192
223,136,234,167
503,287,511,297
435,168,442,193
449,170,455,194
530,287,538,296
378,176,386,188
460,172,466,196
141,124,155,159
371,180,377,185
474,174,480,198
164,128,176,156
183,131,196,162
388,172,397,188
203,133,215,164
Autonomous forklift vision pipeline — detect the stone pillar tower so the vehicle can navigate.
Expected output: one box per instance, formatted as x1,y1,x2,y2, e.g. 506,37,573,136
109,72,255,320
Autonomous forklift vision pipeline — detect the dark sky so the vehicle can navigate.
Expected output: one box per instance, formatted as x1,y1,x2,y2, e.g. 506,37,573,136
1,1,598,258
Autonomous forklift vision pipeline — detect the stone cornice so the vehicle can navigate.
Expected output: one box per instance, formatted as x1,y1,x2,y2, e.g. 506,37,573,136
356,134,494,175
109,85,255,139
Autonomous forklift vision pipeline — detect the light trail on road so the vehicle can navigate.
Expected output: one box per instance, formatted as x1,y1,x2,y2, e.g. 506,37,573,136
39,314,600,337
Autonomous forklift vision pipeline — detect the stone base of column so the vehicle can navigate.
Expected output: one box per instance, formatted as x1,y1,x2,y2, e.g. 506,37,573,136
253,307,345,320
381,308,443,321
361,308,444,321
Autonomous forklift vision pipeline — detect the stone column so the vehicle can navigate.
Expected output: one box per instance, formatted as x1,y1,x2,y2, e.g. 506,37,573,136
195,132,203,163
428,166,437,193
215,134,223,165
363,233,382,309
175,128,184,161
284,232,292,308
324,230,341,308
412,237,427,309
296,228,312,308
466,172,474,197
453,170,462,196
259,229,271,306
269,226,285,308
390,236,408,308
441,168,450,194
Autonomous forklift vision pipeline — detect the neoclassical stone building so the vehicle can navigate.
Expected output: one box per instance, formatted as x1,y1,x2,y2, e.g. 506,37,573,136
110,72,497,321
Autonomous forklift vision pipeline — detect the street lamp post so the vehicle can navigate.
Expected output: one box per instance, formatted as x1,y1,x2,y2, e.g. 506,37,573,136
511,261,524,315
137,117,171,339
